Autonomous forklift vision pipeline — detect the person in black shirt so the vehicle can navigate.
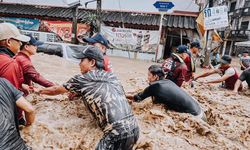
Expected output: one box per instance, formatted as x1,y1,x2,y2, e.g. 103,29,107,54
38,46,139,150
126,65,206,121
0,77,35,150
233,67,250,93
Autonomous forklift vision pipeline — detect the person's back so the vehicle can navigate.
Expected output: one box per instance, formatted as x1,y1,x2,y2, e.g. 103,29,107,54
136,79,201,115
64,69,136,131
162,54,187,87
0,78,28,150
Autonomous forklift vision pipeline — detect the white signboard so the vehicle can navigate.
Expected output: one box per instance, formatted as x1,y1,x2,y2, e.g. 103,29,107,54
101,26,159,52
204,6,229,30
21,30,61,42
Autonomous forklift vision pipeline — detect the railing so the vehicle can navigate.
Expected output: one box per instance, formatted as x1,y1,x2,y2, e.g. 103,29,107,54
242,7,250,16
232,7,250,17
229,30,250,40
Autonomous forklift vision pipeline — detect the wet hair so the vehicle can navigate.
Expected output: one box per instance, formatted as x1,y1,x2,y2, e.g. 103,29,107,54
148,65,165,79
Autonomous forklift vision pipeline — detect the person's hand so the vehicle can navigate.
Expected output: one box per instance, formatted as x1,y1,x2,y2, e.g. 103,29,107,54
126,94,134,100
33,87,43,95
68,92,79,101
22,84,35,94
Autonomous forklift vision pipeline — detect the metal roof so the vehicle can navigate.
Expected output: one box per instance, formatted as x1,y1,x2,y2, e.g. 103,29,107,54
0,3,197,29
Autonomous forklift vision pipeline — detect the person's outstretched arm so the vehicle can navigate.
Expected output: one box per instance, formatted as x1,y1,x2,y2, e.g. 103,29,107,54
126,85,153,102
194,69,217,81
38,85,68,95
16,96,35,126
206,73,232,84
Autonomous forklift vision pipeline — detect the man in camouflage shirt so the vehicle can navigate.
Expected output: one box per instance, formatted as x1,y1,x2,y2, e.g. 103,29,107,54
39,45,139,150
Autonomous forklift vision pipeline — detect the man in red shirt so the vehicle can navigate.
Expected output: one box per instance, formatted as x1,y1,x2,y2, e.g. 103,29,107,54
0,22,31,125
176,45,194,82
15,34,54,95
81,33,113,72
194,55,241,90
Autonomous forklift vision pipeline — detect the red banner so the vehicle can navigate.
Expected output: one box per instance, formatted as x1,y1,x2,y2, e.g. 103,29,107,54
39,20,90,42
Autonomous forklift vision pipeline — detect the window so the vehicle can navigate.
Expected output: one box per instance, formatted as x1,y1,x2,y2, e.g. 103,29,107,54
37,43,49,53
241,21,249,30
230,2,236,12
46,44,63,57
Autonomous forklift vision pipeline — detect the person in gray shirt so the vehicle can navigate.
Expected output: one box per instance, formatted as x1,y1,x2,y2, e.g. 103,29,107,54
0,78,35,150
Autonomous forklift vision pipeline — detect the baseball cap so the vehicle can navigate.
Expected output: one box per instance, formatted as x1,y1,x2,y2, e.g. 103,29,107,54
0,23,30,42
176,45,188,53
26,34,43,46
83,33,109,48
72,45,104,62
242,50,248,54
220,55,232,64
191,42,201,49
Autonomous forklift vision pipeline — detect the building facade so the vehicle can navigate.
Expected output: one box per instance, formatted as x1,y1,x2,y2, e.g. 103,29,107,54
214,0,250,55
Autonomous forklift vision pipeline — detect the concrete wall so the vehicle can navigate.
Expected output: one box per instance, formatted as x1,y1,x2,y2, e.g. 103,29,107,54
106,45,164,61
107,49,155,61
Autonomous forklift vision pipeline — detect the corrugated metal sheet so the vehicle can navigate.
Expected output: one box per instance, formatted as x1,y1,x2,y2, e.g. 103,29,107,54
0,3,197,29
163,15,196,29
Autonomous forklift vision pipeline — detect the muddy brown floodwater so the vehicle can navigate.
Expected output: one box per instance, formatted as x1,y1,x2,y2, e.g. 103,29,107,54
21,53,250,150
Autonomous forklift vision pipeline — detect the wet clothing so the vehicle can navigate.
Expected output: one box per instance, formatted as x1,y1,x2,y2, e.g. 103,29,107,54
96,118,139,150
219,66,240,90
162,53,187,87
133,79,202,116
240,56,250,70
0,46,24,120
239,68,250,87
0,78,28,150
103,55,113,72
14,52,54,88
63,70,139,149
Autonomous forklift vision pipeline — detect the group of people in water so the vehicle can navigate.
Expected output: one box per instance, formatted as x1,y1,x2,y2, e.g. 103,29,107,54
0,22,249,150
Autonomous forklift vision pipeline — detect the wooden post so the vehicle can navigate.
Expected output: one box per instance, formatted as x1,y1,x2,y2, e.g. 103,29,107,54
72,5,79,44
96,0,102,32
180,29,183,45
155,13,164,62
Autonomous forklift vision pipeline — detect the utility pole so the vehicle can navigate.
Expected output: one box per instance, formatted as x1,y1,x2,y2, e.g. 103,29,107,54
96,0,102,32
72,5,79,44
203,0,213,67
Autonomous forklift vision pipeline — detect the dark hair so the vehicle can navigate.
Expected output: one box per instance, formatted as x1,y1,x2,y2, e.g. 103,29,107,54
20,42,29,50
86,57,104,70
148,65,165,79
221,55,232,64
190,42,200,48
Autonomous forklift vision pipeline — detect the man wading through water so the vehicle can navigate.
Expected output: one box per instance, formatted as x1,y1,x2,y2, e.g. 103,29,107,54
126,65,206,121
38,46,139,150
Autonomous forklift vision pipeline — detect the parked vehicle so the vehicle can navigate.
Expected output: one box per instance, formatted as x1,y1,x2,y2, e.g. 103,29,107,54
37,42,85,63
